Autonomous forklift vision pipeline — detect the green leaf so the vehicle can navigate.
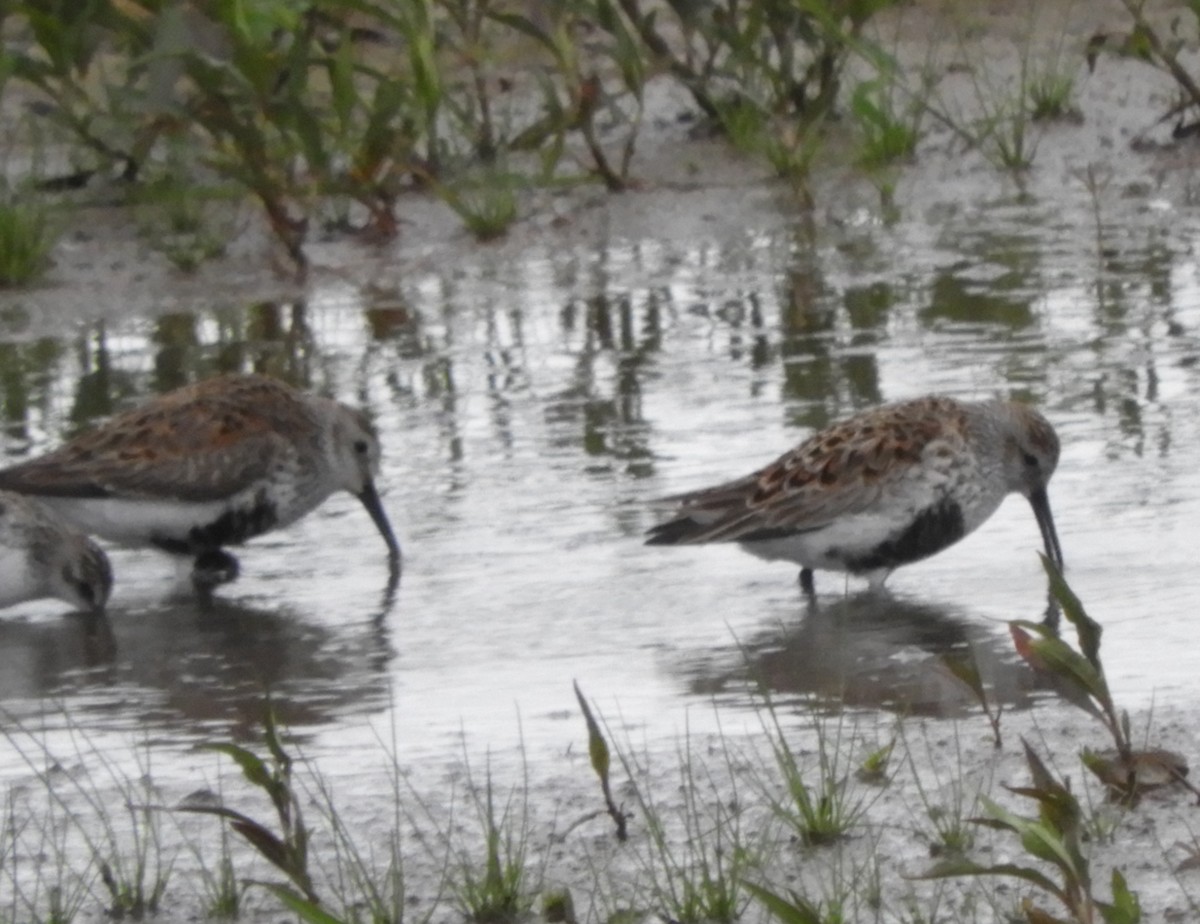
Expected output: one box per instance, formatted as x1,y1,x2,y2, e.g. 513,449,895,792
1010,621,1109,714
1040,554,1103,669
1099,868,1141,924
258,883,345,924
204,743,273,789
743,880,823,924
572,681,610,782
231,819,295,875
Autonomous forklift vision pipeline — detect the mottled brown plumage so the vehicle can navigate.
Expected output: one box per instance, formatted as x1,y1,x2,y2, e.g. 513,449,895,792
0,373,400,588
647,396,1063,591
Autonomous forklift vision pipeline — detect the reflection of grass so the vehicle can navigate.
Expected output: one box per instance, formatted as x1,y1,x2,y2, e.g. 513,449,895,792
0,198,55,286
439,174,519,242
131,171,238,273
850,78,921,170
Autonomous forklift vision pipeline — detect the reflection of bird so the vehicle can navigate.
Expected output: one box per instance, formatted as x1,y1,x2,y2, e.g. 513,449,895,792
673,592,1047,717
0,374,400,588
647,396,1063,593
0,490,111,612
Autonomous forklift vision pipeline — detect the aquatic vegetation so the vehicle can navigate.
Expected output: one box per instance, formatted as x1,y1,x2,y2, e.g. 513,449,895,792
176,709,320,906
608,718,762,924
1099,0,1200,135
572,681,628,841
757,702,876,847
0,197,55,287
0,0,909,267
900,723,992,862
850,77,922,169
451,745,538,924
0,713,173,921
919,740,1143,924
1010,557,1195,805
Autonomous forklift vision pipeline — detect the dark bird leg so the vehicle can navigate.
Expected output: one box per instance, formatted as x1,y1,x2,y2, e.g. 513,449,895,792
193,548,241,589
799,567,815,596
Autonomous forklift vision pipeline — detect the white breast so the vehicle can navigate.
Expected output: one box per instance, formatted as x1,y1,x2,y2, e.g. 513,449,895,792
0,545,41,608
37,496,238,546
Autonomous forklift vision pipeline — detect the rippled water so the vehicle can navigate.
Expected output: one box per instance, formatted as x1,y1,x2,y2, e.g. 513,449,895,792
0,175,1198,801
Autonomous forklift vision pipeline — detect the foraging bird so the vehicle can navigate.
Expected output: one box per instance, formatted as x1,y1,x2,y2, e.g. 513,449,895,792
0,490,111,612
646,396,1063,593
0,373,400,588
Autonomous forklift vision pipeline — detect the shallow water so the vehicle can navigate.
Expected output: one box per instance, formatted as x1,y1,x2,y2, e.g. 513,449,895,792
0,166,1198,801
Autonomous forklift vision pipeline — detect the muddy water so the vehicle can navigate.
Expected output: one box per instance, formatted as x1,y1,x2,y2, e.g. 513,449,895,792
0,170,1196,801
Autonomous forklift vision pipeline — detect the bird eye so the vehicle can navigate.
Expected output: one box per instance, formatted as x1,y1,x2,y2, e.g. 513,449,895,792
353,439,369,454
1022,452,1038,467
76,582,95,605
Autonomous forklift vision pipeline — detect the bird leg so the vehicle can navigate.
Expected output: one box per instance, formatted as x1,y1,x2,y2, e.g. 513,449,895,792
193,549,241,589
799,567,815,596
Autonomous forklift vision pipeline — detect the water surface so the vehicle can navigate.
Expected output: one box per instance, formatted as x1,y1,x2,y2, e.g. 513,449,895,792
0,174,1197,796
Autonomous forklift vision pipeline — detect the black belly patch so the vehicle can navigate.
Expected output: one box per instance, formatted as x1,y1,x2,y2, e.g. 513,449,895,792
845,500,965,573
154,497,279,555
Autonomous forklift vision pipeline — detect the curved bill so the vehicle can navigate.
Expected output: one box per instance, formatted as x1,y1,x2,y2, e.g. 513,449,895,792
1028,486,1063,571
357,479,402,565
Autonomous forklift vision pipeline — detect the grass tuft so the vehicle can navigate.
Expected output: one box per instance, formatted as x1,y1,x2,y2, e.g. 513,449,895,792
0,198,55,286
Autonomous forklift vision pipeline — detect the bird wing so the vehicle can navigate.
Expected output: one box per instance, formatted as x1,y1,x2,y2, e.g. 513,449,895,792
0,379,311,503
650,399,968,544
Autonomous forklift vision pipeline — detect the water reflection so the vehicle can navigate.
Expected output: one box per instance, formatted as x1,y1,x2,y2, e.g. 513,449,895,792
0,184,1198,776
673,594,1047,717
0,597,392,742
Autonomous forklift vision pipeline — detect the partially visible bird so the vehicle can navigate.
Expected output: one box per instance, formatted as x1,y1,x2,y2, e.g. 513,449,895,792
0,373,400,589
646,396,1063,593
0,490,111,613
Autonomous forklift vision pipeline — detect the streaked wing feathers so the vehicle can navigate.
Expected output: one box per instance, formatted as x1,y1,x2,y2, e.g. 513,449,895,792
649,399,966,544
0,378,312,502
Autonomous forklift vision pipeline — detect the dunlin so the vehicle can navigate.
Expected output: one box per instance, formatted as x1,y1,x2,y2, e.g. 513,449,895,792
0,490,111,612
646,396,1063,592
0,373,400,588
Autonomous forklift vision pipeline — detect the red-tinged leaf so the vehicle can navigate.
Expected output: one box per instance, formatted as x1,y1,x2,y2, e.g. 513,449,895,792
230,819,292,873
172,801,262,829
1010,623,1044,669
1021,897,1073,924
1009,621,1108,720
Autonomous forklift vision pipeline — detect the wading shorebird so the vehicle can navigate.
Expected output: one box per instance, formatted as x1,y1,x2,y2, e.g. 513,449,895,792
0,490,111,613
0,373,400,589
646,396,1063,593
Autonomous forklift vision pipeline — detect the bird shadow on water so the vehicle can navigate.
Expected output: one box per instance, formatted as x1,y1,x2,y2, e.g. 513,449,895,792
672,592,1054,718
0,594,395,742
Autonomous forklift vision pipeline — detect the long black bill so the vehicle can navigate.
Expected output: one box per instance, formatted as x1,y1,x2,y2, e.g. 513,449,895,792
1028,486,1063,571
357,479,402,565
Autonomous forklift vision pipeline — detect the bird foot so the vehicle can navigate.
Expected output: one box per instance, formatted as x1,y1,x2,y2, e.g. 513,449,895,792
192,549,241,589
